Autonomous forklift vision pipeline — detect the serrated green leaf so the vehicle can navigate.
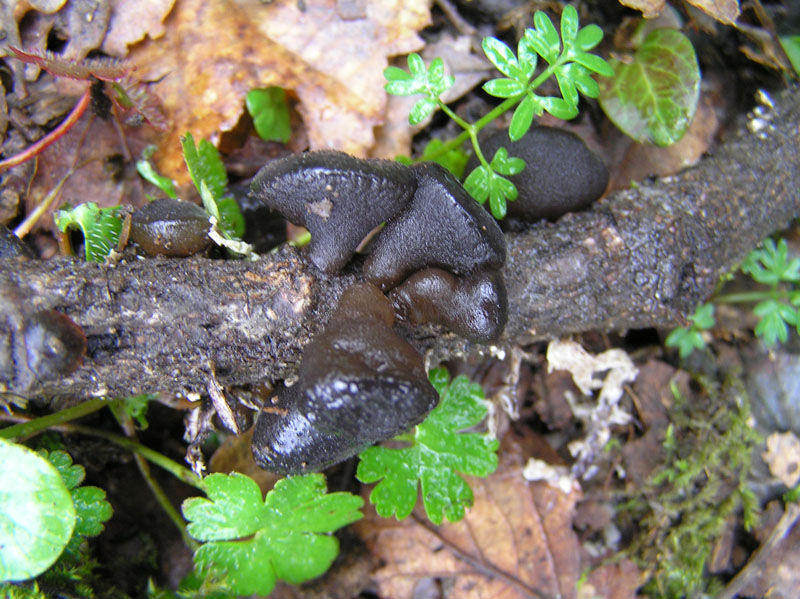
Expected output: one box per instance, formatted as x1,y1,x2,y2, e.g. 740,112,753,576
54,202,123,262
119,394,156,430
0,439,76,582
541,96,579,120
43,450,85,490
482,37,521,79
463,165,490,204
753,300,791,345
509,94,537,141
217,197,245,239
181,133,228,202
665,326,705,359
71,486,112,538
576,24,604,51
560,5,579,44
357,370,499,525
183,473,362,596
246,87,292,144
598,28,700,146
482,77,525,98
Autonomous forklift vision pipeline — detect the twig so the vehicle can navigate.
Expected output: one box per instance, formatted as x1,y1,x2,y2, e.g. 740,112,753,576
0,87,91,173
714,501,800,599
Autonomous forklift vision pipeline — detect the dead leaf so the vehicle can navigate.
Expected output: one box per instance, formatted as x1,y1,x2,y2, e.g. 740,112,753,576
762,431,800,488
579,560,642,599
356,444,583,599
101,0,175,57
616,0,665,19
686,0,739,25
126,0,430,182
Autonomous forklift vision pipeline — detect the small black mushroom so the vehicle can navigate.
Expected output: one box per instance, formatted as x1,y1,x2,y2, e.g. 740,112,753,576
129,199,211,257
0,224,35,258
22,310,87,381
363,162,506,291
252,283,438,474
467,126,608,222
250,151,416,273
389,267,508,343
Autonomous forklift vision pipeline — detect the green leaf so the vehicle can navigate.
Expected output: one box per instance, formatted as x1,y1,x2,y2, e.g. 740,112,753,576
598,28,700,146
0,439,76,582
531,11,561,64
409,98,437,124
509,94,538,141
576,24,604,51
779,35,800,77
555,64,580,107
246,87,292,144
489,147,525,176
357,369,499,525
742,238,800,286
482,78,525,98
420,139,469,179
54,203,123,262
181,133,228,202
691,303,715,330
517,37,538,78
463,165,490,205
41,450,113,559
572,51,614,77
136,147,178,198
182,473,363,596
216,197,245,239
560,5,579,44
488,175,516,219
753,300,796,346
541,96,579,120
482,37,522,79
118,394,156,430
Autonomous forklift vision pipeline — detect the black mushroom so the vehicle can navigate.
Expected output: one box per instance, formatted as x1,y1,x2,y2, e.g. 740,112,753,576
252,283,438,474
467,126,609,222
129,199,212,257
250,151,416,273
363,162,506,292
389,267,507,343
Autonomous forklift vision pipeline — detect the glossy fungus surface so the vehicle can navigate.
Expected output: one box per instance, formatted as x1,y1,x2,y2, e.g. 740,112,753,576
252,284,439,474
389,268,508,343
250,151,416,273
363,162,506,291
469,126,609,221
129,199,211,257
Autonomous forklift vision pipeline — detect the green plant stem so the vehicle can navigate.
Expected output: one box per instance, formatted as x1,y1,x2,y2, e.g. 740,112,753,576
420,57,566,165
0,398,109,439
714,289,789,304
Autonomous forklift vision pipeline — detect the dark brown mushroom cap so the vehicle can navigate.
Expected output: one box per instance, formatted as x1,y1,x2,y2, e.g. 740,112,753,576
251,283,438,475
467,126,608,222
23,310,86,380
389,267,507,343
363,162,506,291
0,224,35,258
250,151,416,273
129,199,211,257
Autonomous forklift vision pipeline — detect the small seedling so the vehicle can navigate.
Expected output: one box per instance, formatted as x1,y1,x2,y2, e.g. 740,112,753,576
357,367,499,524
246,87,292,143
386,5,612,219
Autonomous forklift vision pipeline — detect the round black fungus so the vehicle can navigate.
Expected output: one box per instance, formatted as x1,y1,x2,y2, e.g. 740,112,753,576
129,199,211,257
0,224,35,258
467,126,609,221
250,151,416,273
389,267,507,343
23,310,86,380
363,162,506,291
252,283,438,474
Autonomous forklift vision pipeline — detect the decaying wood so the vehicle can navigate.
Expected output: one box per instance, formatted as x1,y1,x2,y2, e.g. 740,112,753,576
1,87,799,401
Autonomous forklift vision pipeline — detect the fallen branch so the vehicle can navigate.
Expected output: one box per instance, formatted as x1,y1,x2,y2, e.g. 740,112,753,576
1,86,798,401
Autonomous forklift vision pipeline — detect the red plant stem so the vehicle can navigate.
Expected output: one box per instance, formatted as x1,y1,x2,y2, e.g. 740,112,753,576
0,87,91,172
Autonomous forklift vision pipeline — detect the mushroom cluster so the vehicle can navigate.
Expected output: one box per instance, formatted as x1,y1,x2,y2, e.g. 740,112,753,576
249,151,508,474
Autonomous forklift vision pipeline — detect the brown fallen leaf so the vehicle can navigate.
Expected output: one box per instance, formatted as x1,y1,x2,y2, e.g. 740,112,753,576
126,0,431,182
101,0,175,57
355,439,583,599
616,0,665,19
579,560,642,599
686,0,740,25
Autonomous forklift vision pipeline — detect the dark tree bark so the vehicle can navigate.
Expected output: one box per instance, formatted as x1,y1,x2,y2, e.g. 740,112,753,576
2,86,799,401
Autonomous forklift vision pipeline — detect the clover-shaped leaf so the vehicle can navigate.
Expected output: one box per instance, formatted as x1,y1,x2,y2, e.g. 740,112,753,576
183,473,363,597
357,368,499,525
385,54,453,125
742,238,800,286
